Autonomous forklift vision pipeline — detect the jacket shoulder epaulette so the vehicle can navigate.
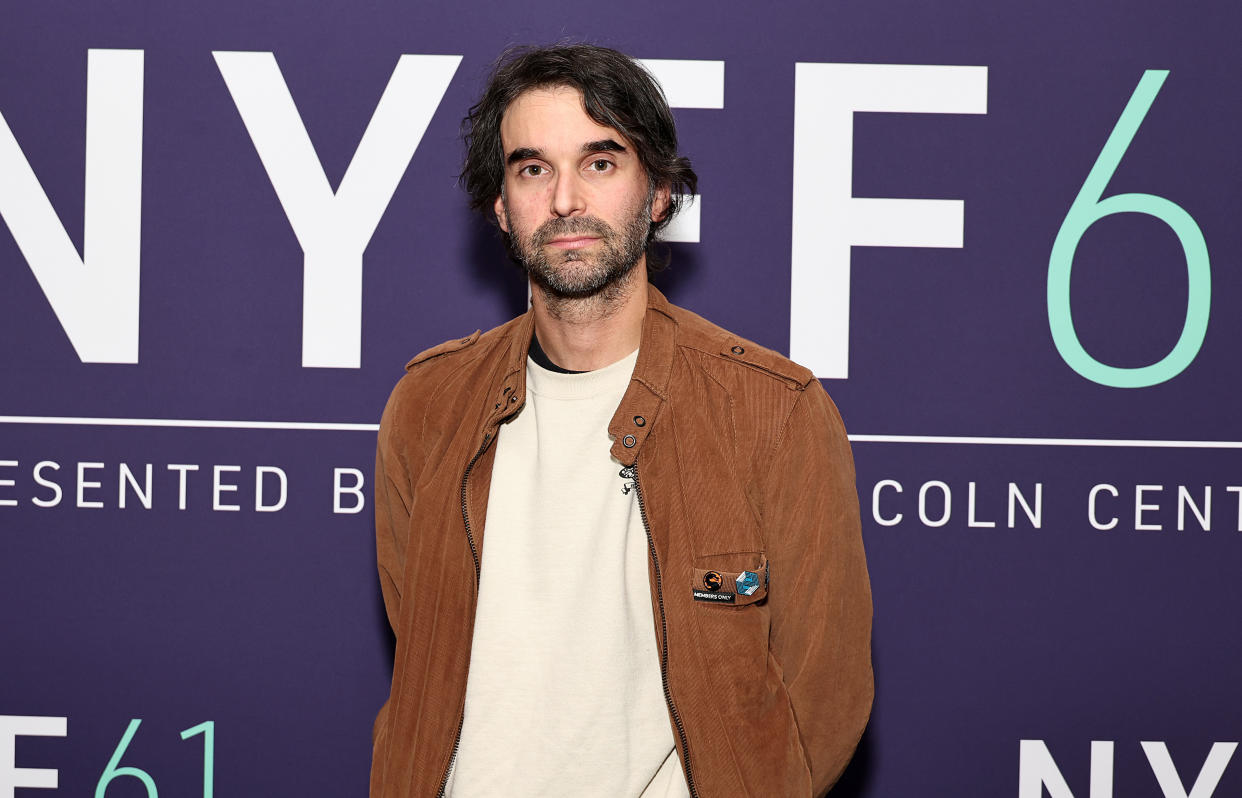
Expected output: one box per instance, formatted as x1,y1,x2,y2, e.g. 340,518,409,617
718,337,815,389
665,303,815,389
405,330,482,371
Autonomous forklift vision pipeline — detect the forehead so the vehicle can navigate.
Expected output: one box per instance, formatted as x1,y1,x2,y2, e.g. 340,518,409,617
499,85,627,152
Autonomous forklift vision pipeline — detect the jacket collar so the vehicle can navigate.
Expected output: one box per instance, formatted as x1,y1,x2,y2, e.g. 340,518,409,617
481,308,536,432
481,285,678,466
608,285,675,466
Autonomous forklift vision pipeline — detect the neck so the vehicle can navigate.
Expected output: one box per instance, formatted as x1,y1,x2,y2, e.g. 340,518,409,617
530,265,648,372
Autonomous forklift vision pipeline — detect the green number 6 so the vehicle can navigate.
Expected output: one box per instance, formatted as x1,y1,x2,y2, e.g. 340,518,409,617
95,719,158,798
1048,70,1211,388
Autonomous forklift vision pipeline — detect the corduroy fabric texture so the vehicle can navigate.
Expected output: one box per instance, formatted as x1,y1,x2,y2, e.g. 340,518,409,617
370,286,872,798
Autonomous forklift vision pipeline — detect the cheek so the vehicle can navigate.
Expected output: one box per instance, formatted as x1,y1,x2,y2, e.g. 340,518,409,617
515,194,560,234
622,176,655,219
595,191,636,225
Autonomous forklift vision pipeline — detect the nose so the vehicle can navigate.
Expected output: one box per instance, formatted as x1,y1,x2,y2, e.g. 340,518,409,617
550,172,585,218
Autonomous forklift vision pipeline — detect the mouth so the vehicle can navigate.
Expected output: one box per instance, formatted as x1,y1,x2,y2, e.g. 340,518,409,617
546,236,600,250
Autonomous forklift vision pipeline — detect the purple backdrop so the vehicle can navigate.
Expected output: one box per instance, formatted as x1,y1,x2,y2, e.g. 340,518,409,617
3,1,1240,795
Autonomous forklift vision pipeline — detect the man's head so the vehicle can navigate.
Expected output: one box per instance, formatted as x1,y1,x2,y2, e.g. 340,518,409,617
460,44,698,293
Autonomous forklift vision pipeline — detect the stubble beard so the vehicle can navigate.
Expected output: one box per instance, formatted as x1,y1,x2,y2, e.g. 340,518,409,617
505,190,653,313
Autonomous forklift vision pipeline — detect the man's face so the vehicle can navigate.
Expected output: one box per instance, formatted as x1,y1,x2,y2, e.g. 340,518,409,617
494,86,669,298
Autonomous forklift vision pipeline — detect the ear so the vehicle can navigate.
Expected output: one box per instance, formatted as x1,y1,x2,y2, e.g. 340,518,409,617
651,183,673,224
493,193,509,232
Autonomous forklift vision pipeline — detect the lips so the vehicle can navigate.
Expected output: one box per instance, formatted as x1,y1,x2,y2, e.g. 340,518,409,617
533,217,611,249
547,236,600,249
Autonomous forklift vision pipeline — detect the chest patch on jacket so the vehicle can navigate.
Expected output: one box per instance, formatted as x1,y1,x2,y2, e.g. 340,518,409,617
691,555,769,606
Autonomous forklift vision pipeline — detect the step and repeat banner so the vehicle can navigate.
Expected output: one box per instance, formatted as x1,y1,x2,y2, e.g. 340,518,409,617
3,1,1240,795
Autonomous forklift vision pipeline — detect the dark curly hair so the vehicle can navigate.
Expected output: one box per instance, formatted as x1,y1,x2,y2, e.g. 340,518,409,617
460,44,698,272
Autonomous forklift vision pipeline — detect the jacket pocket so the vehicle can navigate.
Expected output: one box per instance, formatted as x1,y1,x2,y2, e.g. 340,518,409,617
687,551,772,712
691,551,768,607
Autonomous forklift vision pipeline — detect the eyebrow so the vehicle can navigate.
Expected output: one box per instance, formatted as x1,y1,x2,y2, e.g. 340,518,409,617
505,139,628,166
506,147,542,166
582,139,626,155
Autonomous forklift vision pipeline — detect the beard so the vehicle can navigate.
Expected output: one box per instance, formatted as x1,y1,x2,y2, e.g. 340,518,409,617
505,190,652,300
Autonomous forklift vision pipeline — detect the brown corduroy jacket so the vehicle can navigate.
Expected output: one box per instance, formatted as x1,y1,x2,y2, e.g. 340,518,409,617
370,286,872,797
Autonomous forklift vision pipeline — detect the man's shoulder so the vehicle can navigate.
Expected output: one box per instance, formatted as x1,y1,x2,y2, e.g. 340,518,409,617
403,330,483,371
662,299,816,391
382,313,525,422
402,313,524,374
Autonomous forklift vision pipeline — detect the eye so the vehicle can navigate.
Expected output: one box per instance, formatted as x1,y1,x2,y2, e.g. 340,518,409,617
520,164,546,177
588,159,614,172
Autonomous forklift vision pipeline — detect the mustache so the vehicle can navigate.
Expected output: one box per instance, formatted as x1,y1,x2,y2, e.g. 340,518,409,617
531,216,612,246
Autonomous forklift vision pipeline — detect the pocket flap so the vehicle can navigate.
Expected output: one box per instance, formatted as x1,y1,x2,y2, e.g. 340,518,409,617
691,551,768,606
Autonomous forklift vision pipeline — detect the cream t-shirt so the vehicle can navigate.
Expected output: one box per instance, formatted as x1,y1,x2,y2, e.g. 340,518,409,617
444,348,688,798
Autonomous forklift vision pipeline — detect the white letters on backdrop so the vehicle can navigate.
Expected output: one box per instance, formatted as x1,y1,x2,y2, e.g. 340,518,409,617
1019,740,1115,798
638,58,725,244
0,715,67,795
1,52,995,374
214,51,462,368
1018,740,1238,798
0,50,143,363
790,62,987,378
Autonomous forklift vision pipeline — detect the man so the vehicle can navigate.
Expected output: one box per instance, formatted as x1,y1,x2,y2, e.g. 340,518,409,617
370,44,872,798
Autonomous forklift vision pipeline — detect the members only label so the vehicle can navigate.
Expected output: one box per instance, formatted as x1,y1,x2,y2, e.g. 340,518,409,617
693,590,736,603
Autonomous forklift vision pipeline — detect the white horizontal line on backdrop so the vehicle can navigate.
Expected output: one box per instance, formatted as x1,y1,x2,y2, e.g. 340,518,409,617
1,416,1239,448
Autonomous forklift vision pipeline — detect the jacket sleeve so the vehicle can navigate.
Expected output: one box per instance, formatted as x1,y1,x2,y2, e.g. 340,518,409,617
372,381,416,746
764,380,873,795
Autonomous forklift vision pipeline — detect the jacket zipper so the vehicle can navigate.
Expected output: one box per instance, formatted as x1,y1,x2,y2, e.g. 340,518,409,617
436,431,491,797
633,463,700,798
